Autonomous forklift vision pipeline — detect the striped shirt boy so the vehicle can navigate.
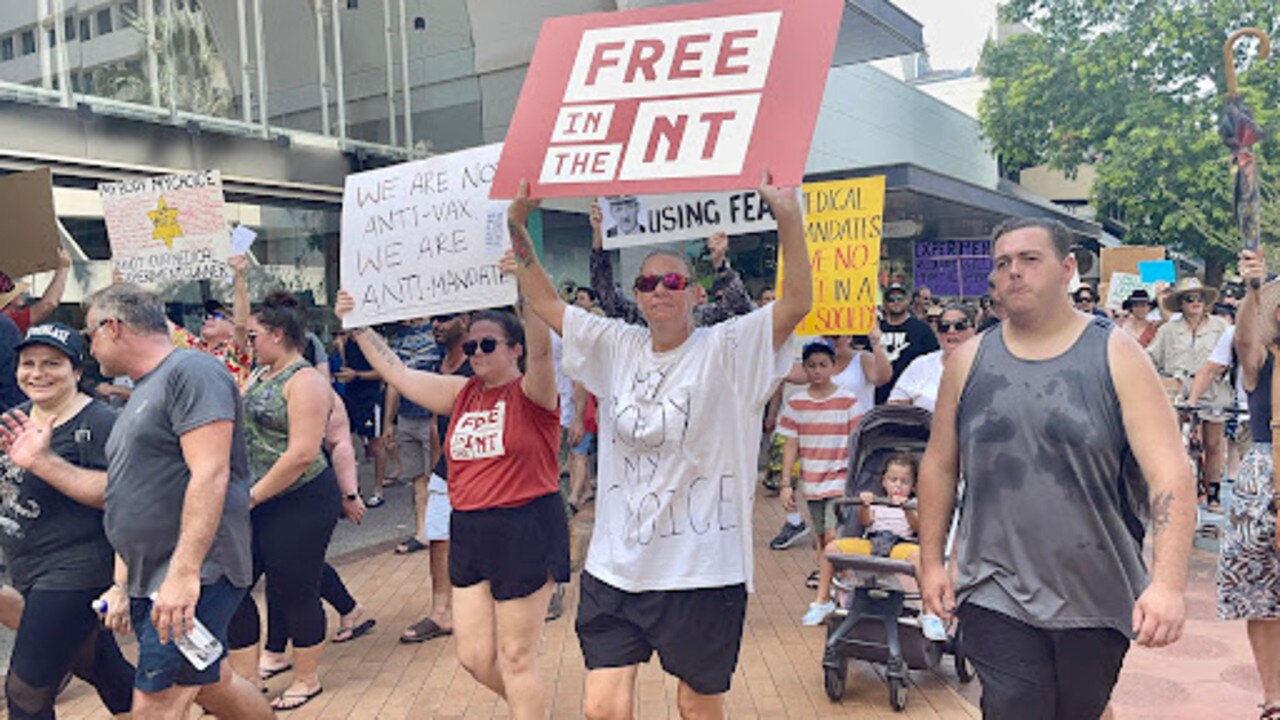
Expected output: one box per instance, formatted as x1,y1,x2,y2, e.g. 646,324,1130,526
775,388,861,499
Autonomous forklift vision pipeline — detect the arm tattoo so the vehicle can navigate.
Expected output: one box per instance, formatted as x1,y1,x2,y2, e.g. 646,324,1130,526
508,220,536,268
1151,490,1174,535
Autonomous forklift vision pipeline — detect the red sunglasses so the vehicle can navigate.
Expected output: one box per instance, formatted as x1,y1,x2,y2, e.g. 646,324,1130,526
634,273,693,293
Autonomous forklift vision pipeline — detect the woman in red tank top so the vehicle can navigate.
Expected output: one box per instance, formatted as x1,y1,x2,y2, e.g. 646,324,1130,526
334,294,565,719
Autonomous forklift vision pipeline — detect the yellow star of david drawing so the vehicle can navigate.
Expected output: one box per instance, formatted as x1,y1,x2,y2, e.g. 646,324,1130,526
148,197,184,248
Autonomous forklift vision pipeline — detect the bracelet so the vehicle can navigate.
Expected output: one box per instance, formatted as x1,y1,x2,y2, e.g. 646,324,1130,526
350,327,369,338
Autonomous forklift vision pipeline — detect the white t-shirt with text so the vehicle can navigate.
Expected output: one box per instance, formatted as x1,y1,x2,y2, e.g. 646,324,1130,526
561,304,794,592
888,350,945,413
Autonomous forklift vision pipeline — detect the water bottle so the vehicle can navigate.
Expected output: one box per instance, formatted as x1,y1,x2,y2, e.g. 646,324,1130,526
94,596,224,671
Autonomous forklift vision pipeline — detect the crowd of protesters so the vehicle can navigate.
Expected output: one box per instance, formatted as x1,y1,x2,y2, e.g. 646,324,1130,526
2,187,1280,719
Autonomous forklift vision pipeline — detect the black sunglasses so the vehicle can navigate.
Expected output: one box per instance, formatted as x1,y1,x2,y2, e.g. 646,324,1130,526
938,321,971,333
886,294,907,303
205,311,228,321
462,337,502,356
246,331,260,343
1181,294,1204,304
1076,296,1095,303
634,274,692,293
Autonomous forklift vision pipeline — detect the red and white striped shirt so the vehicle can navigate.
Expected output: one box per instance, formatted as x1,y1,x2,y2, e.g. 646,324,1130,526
775,388,860,499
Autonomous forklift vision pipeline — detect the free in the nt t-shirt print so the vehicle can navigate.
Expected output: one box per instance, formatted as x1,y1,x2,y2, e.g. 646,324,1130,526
450,401,508,461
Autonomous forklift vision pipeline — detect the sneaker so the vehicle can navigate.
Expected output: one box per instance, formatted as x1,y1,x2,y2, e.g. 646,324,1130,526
920,613,948,641
769,521,810,550
832,575,855,593
801,601,836,626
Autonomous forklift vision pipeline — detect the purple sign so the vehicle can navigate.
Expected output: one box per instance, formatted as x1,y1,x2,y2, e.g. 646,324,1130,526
913,240,992,297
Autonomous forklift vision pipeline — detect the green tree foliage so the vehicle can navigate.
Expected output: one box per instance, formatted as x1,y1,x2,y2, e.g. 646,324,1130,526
979,0,1280,281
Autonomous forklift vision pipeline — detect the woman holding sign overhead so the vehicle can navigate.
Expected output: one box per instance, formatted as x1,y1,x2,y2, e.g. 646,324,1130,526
333,295,567,719
504,173,810,719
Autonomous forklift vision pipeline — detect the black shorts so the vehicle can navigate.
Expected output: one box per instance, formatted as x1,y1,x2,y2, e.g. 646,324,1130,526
345,396,382,439
576,572,748,695
449,492,570,601
958,602,1129,720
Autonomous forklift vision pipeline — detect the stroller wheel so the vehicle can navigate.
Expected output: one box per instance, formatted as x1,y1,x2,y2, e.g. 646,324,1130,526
888,675,908,712
823,662,847,702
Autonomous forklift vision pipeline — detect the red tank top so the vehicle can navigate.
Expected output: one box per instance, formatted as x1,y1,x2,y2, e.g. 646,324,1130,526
445,376,560,511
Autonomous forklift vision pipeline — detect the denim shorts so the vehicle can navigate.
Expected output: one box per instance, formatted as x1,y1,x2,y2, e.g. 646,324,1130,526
571,431,596,456
130,578,246,692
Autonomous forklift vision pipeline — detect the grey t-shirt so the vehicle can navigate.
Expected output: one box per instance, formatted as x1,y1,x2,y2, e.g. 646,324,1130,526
104,350,253,597
955,318,1148,637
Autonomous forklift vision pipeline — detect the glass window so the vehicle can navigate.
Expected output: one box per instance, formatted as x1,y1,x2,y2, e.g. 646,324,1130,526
1,38,12,61
65,16,76,40
121,1,139,17
97,8,113,35
21,30,35,55
79,18,90,41
47,28,56,48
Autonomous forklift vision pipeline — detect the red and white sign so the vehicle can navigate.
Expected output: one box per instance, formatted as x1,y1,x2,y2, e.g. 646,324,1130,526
490,0,843,199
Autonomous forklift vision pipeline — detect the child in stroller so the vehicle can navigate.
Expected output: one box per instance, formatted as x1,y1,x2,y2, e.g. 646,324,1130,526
803,452,941,642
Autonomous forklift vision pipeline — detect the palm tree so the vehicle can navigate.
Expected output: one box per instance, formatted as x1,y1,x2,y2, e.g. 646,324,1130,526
90,5,233,117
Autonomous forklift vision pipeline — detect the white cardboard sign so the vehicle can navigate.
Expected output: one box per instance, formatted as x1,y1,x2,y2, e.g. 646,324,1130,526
599,189,778,248
340,143,515,328
99,170,231,285
1105,272,1157,311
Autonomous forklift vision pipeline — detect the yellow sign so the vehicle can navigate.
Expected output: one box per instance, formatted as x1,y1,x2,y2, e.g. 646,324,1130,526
148,196,184,248
778,176,884,335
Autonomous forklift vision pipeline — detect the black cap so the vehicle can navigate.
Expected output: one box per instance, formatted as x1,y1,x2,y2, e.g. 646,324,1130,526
16,323,86,366
885,282,908,296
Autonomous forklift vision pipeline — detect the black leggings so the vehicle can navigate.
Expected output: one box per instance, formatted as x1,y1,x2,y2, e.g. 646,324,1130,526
263,563,355,653
228,468,340,651
7,586,134,720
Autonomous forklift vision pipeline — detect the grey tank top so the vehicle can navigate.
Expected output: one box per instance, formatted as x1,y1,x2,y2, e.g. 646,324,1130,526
955,317,1148,636
1248,352,1273,441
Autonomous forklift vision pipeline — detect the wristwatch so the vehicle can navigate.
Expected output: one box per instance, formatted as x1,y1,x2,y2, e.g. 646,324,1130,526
345,492,359,501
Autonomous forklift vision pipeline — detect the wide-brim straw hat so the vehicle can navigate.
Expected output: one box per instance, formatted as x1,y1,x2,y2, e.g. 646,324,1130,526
1161,277,1219,313
0,273,28,310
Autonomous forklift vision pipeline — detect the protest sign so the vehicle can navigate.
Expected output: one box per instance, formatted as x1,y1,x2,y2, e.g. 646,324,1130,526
0,168,62,279
340,143,515,329
229,225,257,256
912,240,993,298
779,176,883,335
1104,272,1157,311
1100,245,1164,286
1138,259,1176,284
599,188,778,248
491,0,843,198
99,170,231,285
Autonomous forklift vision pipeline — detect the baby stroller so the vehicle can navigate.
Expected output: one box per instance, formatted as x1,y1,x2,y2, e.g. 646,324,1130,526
821,404,973,711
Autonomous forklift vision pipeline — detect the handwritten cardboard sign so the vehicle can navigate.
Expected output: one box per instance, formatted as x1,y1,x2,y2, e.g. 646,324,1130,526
778,176,884,335
1100,245,1165,286
491,0,843,198
1104,272,1158,311
599,188,778,248
912,240,993,298
340,143,515,329
0,168,62,279
99,170,231,285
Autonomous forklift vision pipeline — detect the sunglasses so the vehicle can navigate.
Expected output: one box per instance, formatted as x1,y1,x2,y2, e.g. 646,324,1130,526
938,321,971,333
1181,294,1204,304
205,312,228,321
886,295,908,303
83,318,114,341
246,331,260,343
634,273,693,293
432,313,459,323
1076,296,1095,303
462,337,503,356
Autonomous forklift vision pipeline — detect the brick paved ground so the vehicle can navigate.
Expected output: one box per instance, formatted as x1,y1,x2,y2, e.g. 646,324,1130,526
41,488,1266,719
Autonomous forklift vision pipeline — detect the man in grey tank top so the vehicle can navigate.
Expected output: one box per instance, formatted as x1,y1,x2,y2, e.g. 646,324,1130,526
916,218,1196,719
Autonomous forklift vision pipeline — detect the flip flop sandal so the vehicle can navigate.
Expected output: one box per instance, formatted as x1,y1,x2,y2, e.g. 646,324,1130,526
399,617,452,643
1261,703,1280,719
333,618,376,643
395,537,427,555
259,663,293,681
806,570,820,589
272,687,323,711
366,495,385,508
